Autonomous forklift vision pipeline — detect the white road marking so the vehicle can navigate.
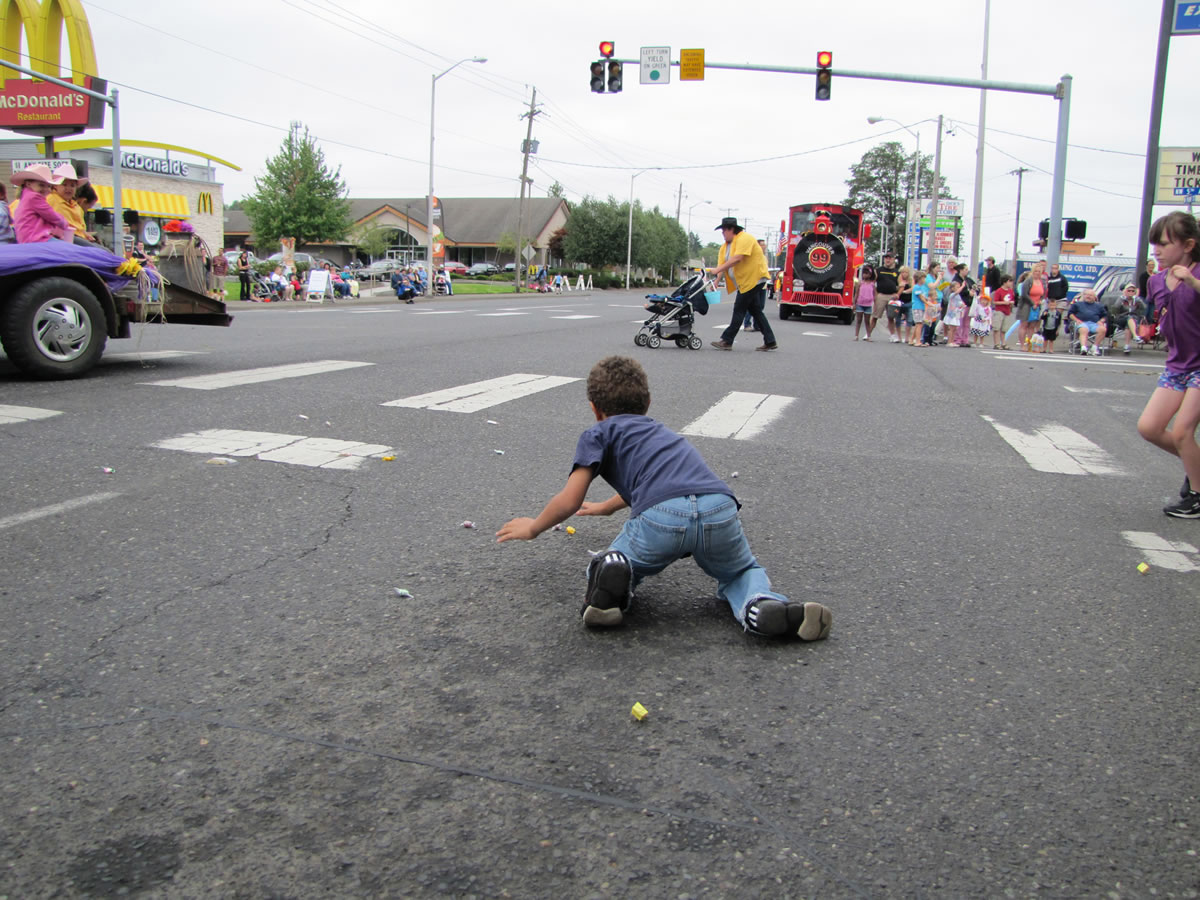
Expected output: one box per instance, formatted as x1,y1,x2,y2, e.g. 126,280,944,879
142,360,374,390
1121,531,1199,573
412,310,467,315
347,308,402,314
681,391,796,440
0,404,62,425
802,331,832,337
1063,386,1142,396
382,373,581,413
981,415,1122,475
551,315,598,320
102,350,206,363
477,312,528,317
988,353,1161,370
0,492,121,532
153,429,392,470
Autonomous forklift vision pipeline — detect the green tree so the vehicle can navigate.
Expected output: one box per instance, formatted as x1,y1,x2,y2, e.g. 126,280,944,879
632,205,687,275
562,196,627,268
547,181,565,198
699,242,721,267
354,223,396,261
244,126,351,248
496,230,533,258
547,226,567,262
843,141,950,258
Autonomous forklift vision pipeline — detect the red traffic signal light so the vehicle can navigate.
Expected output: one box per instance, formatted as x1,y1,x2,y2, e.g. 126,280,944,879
599,41,615,58
815,51,832,101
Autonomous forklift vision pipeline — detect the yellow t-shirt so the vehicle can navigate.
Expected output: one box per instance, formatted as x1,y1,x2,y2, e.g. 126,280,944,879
47,193,86,234
718,231,768,294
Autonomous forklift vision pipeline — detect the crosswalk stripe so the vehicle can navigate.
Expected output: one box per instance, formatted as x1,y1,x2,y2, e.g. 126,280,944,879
153,429,392,470
1121,531,1199,573
382,373,580,413
102,350,206,363
981,415,1122,475
0,491,121,532
681,391,796,440
142,360,374,390
0,404,62,424
551,315,598,320
477,312,528,317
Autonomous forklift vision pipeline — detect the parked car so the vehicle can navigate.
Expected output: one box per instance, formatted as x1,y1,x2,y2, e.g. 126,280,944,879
441,260,468,275
224,250,259,269
466,262,500,276
503,262,516,273
266,251,338,270
359,259,400,281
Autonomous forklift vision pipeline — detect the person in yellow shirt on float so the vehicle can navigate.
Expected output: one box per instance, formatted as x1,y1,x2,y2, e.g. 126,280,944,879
45,163,95,245
708,217,777,351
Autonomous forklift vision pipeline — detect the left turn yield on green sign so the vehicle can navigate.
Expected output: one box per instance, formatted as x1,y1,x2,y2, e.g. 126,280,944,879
640,47,671,84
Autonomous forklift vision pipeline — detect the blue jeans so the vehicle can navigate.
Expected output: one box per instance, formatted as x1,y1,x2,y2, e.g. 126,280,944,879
600,493,786,625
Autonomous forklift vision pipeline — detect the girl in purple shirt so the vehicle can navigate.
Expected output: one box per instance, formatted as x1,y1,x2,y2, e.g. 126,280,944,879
1136,212,1200,518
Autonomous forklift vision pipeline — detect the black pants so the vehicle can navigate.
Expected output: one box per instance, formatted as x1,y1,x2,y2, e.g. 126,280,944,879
721,284,774,345
239,271,251,300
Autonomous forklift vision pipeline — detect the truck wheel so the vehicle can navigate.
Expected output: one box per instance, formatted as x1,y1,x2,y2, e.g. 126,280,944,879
0,276,108,379
779,305,791,320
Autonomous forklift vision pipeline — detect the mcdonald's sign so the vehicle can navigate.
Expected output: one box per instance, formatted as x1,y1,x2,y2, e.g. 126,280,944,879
0,0,106,136
196,192,214,215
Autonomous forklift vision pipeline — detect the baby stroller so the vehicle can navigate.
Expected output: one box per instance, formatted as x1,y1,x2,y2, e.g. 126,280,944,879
249,271,277,302
635,273,712,350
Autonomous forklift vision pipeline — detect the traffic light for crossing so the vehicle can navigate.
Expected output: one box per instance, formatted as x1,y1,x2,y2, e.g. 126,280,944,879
590,60,605,92
815,51,832,101
608,59,623,93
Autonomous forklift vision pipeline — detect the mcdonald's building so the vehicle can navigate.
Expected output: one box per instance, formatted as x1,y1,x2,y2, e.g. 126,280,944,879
0,0,232,253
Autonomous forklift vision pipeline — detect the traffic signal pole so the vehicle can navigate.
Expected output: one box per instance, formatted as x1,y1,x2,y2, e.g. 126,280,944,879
608,55,1070,267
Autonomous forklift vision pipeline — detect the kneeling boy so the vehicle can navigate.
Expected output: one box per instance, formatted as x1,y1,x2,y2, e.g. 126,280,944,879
496,356,831,640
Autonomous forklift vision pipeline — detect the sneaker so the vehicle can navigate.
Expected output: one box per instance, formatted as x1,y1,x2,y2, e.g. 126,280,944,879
710,339,733,350
744,598,790,635
1163,491,1200,519
581,550,632,626
755,342,779,351
1124,346,1131,355
1183,475,1192,499
791,602,833,641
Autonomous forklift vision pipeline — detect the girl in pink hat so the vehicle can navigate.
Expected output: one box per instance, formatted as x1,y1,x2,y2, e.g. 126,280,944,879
11,164,70,244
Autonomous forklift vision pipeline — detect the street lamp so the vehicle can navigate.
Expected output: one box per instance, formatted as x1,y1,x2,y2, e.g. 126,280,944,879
428,56,486,292
867,116,942,268
686,200,711,255
625,169,658,290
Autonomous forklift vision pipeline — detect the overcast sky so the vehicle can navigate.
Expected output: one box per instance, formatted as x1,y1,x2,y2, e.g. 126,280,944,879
63,0,1200,259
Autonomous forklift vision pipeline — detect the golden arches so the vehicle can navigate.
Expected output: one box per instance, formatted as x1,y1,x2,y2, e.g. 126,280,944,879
0,0,98,86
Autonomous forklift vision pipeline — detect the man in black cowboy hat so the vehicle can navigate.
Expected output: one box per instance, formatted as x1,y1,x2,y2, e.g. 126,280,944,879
709,217,777,351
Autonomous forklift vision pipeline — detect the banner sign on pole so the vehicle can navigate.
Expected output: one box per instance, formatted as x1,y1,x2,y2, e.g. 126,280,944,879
1174,1,1200,34
1156,146,1200,204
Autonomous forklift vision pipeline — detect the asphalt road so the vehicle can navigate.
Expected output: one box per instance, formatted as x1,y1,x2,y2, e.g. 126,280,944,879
1,288,1196,898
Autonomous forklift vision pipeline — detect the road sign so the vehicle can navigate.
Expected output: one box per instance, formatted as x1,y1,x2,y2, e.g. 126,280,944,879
1156,146,1200,204
1175,0,1200,34
640,46,671,85
679,48,704,81
522,244,536,262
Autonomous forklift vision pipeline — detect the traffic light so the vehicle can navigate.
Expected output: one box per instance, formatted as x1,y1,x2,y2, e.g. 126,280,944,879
608,59,623,93
1038,219,1050,240
1065,218,1087,240
815,51,832,101
592,42,620,93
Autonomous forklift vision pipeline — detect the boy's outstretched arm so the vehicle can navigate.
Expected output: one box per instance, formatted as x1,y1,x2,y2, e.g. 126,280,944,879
496,467,594,543
577,494,628,517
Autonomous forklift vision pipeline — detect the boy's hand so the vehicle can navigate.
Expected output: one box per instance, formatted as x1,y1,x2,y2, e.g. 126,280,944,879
576,501,611,517
496,517,538,543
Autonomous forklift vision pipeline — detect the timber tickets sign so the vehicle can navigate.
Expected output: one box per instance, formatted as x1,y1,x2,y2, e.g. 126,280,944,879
0,0,107,136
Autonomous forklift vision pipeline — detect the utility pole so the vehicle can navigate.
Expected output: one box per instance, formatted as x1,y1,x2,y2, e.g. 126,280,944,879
924,115,943,270
969,0,991,277
514,87,540,292
1009,167,1031,277
1135,0,1175,285
675,183,683,221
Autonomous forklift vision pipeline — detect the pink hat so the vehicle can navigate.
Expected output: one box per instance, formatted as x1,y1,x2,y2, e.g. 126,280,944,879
50,162,87,185
11,163,62,186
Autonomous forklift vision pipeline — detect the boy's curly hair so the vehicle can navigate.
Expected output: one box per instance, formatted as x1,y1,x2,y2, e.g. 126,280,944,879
587,356,650,416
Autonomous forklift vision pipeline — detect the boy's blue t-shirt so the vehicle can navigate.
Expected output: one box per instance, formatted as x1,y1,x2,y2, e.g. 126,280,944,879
572,414,735,517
